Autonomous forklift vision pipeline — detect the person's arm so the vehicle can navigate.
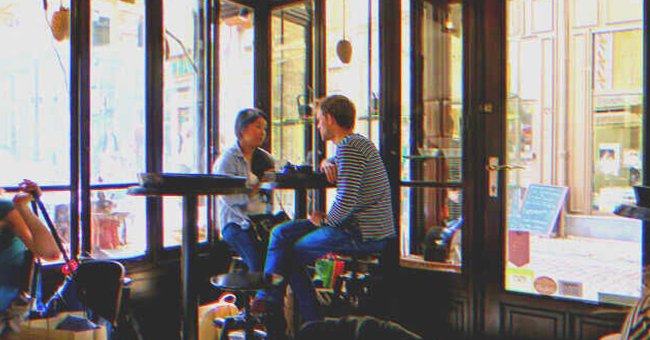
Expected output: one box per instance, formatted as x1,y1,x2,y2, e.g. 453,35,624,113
213,151,250,212
11,203,60,260
8,181,60,260
327,144,365,228
320,158,338,183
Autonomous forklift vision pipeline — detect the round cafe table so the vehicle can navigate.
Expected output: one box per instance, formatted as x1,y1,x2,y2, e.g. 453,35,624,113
128,173,247,340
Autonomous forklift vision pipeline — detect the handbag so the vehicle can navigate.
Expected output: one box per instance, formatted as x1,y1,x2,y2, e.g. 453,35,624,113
248,211,290,244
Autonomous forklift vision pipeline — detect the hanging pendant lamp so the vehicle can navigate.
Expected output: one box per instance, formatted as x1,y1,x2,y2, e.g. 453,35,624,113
51,3,70,42
336,0,352,64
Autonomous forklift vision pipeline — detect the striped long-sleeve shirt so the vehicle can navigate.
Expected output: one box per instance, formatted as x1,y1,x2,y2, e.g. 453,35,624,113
327,133,395,242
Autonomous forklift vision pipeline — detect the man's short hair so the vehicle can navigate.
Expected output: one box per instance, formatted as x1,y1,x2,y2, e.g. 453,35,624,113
319,95,356,130
235,108,268,138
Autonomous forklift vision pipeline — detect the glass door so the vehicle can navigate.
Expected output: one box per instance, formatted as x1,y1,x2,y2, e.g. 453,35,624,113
503,0,644,305
481,1,646,338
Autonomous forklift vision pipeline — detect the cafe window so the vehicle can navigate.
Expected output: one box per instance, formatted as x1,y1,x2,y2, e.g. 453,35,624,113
504,0,643,304
400,0,464,271
90,0,146,257
323,0,380,211
218,1,255,155
216,1,255,232
0,0,261,261
326,0,380,147
0,0,72,260
271,2,312,218
162,0,207,248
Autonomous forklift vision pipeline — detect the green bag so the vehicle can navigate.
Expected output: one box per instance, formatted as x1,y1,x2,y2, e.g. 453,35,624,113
314,255,344,289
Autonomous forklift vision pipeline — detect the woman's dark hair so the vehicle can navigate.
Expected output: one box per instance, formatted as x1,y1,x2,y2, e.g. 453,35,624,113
318,95,356,130
235,108,269,138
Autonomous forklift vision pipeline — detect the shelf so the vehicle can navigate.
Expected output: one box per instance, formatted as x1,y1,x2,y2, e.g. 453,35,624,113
399,255,461,273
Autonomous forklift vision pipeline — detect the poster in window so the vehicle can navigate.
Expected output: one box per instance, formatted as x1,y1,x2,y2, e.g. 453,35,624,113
598,143,620,176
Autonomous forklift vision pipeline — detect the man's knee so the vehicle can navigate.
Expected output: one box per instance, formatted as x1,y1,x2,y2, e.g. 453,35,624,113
294,240,315,256
294,240,329,265
269,221,292,240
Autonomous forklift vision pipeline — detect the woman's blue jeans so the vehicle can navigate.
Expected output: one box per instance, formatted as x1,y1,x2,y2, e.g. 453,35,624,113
263,219,388,322
221,222,265,272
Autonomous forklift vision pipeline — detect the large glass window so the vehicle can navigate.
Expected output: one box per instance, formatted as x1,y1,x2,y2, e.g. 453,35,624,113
90,0,146,257
162,0,207,248
325,0,379,148
324,0,380,212
0,0,72,259
218,1,255,154
0,1,71,187
400,0,464,271
0,0,265,261
504,0,643,304
214,1,255,235
271,2,311,218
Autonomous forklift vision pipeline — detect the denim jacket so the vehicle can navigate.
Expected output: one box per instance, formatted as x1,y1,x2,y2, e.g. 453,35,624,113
212,143,274,230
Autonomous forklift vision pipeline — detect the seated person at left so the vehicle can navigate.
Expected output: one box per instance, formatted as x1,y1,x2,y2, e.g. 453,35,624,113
212,108,275,273
0,180,60,334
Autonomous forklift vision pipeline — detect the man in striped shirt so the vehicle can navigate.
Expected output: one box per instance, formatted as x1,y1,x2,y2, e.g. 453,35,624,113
254,95,396,332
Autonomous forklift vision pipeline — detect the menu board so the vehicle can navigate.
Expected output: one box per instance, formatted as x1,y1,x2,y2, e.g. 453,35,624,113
516,184,568,236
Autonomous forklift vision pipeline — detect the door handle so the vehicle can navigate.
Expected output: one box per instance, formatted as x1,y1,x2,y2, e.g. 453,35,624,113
484,163,526,171
486,157,525,198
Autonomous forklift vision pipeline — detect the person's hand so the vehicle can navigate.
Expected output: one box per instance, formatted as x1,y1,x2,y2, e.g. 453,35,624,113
19,179,41,198
13,192,33,207
13,179,41,206
309,211,327,226
320,159,337,183
260,167,276,182
249,182,261,197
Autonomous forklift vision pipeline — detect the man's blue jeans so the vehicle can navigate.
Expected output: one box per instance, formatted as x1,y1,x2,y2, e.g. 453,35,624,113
263,219,388,322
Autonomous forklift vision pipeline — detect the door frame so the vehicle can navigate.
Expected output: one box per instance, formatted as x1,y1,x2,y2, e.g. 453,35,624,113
477,0,649,338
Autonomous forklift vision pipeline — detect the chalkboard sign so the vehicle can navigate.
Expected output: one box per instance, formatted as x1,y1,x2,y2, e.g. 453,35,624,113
515,184,568,236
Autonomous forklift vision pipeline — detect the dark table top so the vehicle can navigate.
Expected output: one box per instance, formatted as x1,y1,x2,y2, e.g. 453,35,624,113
127,173,247,196
262,171,334,190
